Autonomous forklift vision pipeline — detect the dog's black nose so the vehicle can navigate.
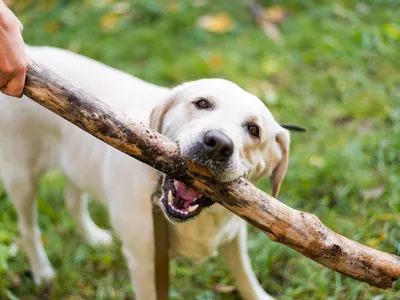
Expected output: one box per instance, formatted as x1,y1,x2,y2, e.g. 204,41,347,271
203,130,234,161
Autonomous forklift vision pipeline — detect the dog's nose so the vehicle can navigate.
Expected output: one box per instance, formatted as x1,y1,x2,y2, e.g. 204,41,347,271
203,130,234,161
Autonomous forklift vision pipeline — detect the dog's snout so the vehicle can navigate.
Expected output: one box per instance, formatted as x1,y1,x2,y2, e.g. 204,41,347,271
203,130,234,161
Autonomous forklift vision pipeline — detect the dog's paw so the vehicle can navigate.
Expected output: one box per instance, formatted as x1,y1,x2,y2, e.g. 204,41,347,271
32,265,56,286
258,293,275,300
86,229,113,247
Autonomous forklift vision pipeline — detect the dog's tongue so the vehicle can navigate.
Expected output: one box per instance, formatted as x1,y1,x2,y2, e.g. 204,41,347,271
173,179,200,200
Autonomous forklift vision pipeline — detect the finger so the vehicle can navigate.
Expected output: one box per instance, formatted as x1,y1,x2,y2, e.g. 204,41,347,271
1,72,26,97
0,74,11,90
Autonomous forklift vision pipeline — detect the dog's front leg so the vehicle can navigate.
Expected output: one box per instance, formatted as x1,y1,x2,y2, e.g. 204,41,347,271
112,208,158,300
220,222,274,300
122,244,157,300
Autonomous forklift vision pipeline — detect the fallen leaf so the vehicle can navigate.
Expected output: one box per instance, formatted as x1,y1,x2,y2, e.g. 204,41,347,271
7,0,31,11
166,1,180,11
10,274,21,286
39,0,56,11
44,21,62,33
99,12,121,30
213,283,236,294
205,54,224,70
197,13,235,33
375,213,400,221
263,5,288,23
367,232,386,247
361,186,385,200
41,235,48,245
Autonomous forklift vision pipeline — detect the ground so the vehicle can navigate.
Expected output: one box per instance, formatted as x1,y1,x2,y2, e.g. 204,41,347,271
0,0,399,299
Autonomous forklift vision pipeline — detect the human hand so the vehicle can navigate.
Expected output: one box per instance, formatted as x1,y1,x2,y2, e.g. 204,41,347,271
0,1,26,97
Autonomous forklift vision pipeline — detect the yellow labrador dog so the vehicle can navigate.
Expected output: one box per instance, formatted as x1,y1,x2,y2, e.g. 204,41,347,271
0,46,291,300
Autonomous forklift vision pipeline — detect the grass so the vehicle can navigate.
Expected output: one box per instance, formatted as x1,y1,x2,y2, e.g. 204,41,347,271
1,0,400,299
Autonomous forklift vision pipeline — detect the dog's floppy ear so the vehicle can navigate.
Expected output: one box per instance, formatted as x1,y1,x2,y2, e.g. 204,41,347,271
270,128,290,198
149,105,164,133
149,84,188,133
149,96,178,133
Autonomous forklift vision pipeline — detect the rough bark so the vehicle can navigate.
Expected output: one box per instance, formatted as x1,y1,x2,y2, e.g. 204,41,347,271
23,59,400,289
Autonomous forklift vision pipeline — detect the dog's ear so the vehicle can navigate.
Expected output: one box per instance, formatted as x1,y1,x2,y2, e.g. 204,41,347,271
149,105,163,133
149,96,178,133
149,84,188,133
270,128,290,198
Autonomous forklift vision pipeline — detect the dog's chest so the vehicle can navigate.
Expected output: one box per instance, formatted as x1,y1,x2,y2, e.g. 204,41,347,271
168,206,242,262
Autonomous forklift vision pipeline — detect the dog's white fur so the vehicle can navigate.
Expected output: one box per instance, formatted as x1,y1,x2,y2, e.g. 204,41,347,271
0,46,290,300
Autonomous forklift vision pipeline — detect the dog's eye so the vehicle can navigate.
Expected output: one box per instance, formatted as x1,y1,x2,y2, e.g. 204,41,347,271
194,98,210,109
248,125,260,138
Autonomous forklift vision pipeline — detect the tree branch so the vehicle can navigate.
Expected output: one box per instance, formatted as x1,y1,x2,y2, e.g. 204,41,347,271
23,59,400,289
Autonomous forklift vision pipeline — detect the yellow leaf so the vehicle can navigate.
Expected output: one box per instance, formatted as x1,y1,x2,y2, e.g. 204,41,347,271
205,54,224,70
41,235,47,245
263,5,288,23
375,213,400,221
99,12,121,30
39,0,56,11
198,13,235,33
44,21,62,33
166,1,180,12
7,0,31,11
367,232,387,247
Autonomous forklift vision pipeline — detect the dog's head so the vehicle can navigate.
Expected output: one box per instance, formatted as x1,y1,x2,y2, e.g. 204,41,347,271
151,79,291,223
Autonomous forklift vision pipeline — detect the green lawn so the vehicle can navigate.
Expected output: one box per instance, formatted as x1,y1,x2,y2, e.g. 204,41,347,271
1,0,400,299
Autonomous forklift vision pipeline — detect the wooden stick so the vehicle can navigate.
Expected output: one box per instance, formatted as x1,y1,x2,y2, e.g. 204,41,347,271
23,59,400,289
244,0,283,44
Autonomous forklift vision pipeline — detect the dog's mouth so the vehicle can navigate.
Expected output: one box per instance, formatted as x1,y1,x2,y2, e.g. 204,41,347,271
160,176,215,222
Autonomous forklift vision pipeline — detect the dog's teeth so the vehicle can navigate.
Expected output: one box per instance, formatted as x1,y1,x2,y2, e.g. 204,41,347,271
168,190,173,204
189,204,199,213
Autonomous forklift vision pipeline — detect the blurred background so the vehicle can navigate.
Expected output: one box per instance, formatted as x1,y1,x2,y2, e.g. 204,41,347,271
0,0,399,299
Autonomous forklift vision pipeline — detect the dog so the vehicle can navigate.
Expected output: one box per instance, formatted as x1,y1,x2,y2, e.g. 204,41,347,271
0,46,292,300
